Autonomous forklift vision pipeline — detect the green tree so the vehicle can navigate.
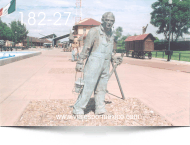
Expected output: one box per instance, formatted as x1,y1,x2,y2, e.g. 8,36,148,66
10,20,28,45
0,19,13,40
114,27,123,41
117,34,131,49
121,34,131,46
154,37,160,42
150,0,190,41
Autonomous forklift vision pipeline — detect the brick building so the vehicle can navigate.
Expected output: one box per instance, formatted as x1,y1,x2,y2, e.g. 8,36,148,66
72,18,101,47
72,18,117,50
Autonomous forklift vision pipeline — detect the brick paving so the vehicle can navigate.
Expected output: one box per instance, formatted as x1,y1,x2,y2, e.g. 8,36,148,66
0,48,189,126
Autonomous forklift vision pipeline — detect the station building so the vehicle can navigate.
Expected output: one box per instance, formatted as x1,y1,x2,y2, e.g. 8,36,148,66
72,18,117,50
72,18,101,48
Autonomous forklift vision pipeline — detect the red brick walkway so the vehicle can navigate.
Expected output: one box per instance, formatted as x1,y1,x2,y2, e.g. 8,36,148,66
0,49,189,126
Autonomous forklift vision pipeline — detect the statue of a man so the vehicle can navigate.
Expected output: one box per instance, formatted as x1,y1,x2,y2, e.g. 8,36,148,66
142,24,148,34
73,12,123,115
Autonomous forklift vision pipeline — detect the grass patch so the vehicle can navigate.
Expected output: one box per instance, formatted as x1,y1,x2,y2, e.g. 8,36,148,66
117,49,190,62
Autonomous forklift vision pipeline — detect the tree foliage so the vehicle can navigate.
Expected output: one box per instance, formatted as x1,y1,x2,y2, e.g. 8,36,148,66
116,30,131,49
0,19,13,40
10,20,28,44
150,0,190,41
154,37,160,42
114,26,123,41
120,34,131,46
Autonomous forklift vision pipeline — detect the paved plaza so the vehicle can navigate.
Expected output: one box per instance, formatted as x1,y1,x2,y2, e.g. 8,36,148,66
0,48,189,126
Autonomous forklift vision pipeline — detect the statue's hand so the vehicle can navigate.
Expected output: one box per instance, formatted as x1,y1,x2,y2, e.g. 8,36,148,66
117,56,123,65
112,56,123,65
76,59,84,72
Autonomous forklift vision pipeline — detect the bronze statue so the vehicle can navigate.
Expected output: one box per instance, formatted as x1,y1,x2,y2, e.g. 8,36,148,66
73,12,123,115
142,24,148,34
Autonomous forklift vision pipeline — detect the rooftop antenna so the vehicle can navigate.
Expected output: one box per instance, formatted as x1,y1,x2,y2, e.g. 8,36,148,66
75,0,82,24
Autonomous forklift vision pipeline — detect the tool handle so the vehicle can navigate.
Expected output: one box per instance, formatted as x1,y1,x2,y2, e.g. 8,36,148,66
111,61,125,100
108,64,118,79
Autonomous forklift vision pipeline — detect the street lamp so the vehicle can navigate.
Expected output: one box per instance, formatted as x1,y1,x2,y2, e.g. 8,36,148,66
15,31,17,51
167,0,172,61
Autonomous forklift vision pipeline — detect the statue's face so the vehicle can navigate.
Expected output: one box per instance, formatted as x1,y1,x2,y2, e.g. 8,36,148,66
103,14,115,30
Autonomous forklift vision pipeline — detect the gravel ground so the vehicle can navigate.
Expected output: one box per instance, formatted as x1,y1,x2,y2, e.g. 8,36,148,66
15,98,173,126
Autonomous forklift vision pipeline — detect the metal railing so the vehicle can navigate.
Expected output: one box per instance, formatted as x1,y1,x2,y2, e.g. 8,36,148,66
116,49,190,62
1,46,29,51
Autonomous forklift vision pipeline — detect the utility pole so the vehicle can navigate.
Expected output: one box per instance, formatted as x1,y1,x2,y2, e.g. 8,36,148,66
167,0,172,61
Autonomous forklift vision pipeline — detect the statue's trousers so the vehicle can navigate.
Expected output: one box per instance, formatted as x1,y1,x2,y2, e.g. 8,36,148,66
73,34,113,115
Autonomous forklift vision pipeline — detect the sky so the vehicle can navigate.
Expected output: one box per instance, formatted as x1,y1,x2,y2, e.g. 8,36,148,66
0,0,188,41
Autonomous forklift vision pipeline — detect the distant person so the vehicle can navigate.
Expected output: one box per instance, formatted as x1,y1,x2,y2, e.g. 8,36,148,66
71,47,75,61
71,42,78,62
76,47,79,61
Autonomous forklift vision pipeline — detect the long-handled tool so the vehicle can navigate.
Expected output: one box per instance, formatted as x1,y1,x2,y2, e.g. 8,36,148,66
107,53,125,100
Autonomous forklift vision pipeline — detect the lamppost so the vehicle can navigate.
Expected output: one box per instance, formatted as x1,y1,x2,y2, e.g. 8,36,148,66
167,0,172,61
15,31,17,51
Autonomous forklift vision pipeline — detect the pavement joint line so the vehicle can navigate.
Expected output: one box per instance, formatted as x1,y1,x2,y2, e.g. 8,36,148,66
0,61,50,104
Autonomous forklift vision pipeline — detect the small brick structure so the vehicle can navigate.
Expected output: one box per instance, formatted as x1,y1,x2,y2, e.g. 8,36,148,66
125,33,155,59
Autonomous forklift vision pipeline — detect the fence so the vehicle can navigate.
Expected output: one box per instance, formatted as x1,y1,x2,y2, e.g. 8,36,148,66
149,51,190,62
115,48,190,62
1,46,29,51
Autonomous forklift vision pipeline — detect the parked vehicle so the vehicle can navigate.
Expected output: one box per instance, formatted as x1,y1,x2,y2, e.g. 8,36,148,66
125,33,155,59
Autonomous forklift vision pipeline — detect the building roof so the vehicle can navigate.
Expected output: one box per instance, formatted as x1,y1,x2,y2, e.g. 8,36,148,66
24,36,51,43
53,34,70,41
125,33,155,42
75,18,101,26
39,34,57,39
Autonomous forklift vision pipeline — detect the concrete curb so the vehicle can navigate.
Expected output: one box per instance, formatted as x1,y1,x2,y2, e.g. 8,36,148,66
0,52,41,66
